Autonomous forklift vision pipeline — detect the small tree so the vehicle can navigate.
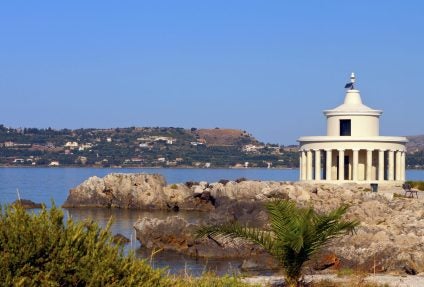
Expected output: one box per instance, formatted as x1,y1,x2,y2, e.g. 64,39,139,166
197,200,358,287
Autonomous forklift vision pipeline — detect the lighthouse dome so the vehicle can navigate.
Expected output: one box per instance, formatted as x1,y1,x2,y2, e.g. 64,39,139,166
323,74,382,137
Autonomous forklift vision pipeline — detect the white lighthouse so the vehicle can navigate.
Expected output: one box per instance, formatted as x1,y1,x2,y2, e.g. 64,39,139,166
298,73,407,183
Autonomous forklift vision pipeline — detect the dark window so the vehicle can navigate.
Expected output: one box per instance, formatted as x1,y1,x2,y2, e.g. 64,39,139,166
340,119,351,136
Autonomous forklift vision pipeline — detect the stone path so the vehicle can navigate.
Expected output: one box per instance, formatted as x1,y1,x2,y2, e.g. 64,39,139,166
242,274,424,287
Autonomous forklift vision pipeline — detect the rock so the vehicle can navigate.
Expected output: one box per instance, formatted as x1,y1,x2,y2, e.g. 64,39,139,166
112,233,130,245
240,256,279,272
64,173,424,274
404,265,417,275
163,184,192,204
63,173,167,209
199,181,208,189
12,199,43,209
134,216,271,261
134,216,192,252
178,191,216,212
314,253,340,271
193,186,204,194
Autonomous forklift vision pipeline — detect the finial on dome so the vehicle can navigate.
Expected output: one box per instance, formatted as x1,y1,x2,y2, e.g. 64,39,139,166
344,72,356,89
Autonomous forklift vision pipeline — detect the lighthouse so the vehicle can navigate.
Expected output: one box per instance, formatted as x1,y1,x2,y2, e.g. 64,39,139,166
298,73,407,183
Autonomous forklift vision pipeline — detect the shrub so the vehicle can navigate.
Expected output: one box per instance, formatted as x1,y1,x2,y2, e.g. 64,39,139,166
0,204,251,287
170,183,178,189
0,204,171,286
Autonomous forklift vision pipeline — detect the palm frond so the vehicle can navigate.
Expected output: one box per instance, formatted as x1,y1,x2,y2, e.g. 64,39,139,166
196,199,359,285
196,222,275,253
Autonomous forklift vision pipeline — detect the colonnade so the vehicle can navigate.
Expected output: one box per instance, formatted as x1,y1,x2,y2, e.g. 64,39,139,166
299,148,406,182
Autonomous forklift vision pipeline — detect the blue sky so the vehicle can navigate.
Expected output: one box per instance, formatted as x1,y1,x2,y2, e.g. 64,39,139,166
0,1,423,144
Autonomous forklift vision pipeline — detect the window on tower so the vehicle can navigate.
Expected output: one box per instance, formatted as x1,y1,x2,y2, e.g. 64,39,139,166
340,119,351,136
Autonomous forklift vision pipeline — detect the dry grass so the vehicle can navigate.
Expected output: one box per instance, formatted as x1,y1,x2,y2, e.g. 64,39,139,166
195,128,249,146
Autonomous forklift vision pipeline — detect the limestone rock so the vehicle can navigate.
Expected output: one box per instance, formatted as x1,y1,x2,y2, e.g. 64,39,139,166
63,173,167,209
134,216,272,260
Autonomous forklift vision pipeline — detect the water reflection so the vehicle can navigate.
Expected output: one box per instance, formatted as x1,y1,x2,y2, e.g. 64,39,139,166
136,248,243,276
65,208,235,275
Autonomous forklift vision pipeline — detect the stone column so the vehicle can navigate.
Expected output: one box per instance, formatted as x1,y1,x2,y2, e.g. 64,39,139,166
306,150,313,180
401,151,406,181
366,149,372,181
299,152,303,180
352,149,359,181
395,151,401,181
378,150,385,181
388,150,394,181
314,150,321,180
338,149,344,181
301,150,307,181
326,149,332,181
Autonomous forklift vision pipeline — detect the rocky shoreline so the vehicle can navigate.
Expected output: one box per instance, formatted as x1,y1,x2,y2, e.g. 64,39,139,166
64,173,424,275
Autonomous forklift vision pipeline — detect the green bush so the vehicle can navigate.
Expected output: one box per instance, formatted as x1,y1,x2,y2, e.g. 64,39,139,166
0,204,170,286
0,204,250,287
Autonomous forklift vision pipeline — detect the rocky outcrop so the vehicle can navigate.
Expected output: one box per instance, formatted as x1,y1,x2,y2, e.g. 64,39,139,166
63,173,223,211
134,215,279,270
326,196,424,274
12,199,43,209
65,172,424,274
63,173,168,209
135,178,424,274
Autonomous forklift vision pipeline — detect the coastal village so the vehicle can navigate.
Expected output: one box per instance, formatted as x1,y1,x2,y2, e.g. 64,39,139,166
0,124,422,169
0,125,299,168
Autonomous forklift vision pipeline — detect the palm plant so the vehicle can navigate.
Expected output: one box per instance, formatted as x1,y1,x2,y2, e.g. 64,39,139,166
196,200,359,287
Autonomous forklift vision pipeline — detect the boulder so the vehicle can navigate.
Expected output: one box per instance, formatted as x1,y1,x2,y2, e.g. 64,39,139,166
112,233,131,245
63,173,167,209
134,216,272,260
12,199,43,209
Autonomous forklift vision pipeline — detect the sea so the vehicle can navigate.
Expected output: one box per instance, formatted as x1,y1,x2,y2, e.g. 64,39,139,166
1,167,423,275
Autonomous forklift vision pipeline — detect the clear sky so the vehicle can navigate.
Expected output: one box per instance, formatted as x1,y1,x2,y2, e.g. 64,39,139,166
0,1,423,145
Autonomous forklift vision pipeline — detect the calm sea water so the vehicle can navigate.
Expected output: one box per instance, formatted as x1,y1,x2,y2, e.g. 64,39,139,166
0,167,301,206
0,167,423,275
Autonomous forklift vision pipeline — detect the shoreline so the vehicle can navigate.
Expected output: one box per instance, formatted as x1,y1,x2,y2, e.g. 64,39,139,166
0,165,423,171
243,273,424,287
0,165,298,170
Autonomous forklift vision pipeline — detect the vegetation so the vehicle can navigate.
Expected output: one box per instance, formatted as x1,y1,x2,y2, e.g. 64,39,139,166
405,180,424,191
197,200,359,287
0,125,298,168
406,151,424,169
0,203,251,287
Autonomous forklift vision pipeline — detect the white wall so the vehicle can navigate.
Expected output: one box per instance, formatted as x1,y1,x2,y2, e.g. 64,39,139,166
327,115,380,137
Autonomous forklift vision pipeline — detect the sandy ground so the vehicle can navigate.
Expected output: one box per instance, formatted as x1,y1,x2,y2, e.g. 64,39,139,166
242,274,424,286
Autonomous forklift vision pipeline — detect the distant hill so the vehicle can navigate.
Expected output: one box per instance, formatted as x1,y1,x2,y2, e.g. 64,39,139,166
406,135,424,169
194,128,257,146
406,135,424,153
0,125,297,168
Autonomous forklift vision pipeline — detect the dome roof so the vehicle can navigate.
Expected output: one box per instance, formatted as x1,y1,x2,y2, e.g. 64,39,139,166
324,89,382,116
